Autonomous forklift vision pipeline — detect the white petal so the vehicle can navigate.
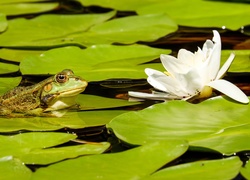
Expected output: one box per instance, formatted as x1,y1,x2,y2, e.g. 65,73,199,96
177,49,195,66
215,53,235,80
145,68,184,95
145,68,165,77
174,68,203,95
128,91,180,100
160,54,190,75
193,47,205,67
208,30,221,79
207,79,249,104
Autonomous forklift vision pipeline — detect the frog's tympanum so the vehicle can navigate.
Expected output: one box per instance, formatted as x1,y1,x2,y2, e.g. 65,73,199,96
0,69,88,117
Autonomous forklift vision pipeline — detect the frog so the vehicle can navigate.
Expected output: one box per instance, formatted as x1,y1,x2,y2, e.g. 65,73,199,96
0,69,88,117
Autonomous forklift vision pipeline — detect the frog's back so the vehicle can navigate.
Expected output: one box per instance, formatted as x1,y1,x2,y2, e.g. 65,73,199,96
0,85,42,113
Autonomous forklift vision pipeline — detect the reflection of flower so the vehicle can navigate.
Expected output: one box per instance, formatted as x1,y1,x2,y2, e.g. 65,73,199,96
129,30,249,104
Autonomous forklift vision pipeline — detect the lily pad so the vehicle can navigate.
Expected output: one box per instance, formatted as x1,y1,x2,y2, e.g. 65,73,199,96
137,0,250,30
0,13,7,32
79,0,160,11
0,62,19,74
0,132,110,164
0,2,58,16
145,156,242,180
0,12,177,47
31,140,188,180
108,96,250,155
221,50,250,72
0,0,45,3
73,13,177,45
0,77,22,95
0,156,32,180
0,48,44,62
0,11,115,48
240,159,250,179
0,109,127,132
20,45,170,81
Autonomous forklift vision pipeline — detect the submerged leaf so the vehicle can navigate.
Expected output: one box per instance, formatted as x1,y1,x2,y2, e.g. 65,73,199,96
108,96,250,154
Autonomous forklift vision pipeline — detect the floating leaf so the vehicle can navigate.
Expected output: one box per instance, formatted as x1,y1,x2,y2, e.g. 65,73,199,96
0,2,58,16
145,156,242,180
32,140,188,179
0,77,22,95
0,109,127,132
78,0,160,11
240,159,250,179
0,0,45,3
108,96,250,155
74,13,177,45
137,0,250,30
0,13,7,32
0,13,177,47
0,12,115,48
221,50,250,72
0,156,32,180
0,48,43,62
20,45,170,81
0,62,19,74
0,132,110,164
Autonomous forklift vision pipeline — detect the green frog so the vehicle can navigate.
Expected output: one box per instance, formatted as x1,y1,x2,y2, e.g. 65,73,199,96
0,69,88,117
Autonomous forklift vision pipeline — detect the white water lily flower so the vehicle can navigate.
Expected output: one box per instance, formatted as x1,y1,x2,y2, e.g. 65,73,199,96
129,30,249,104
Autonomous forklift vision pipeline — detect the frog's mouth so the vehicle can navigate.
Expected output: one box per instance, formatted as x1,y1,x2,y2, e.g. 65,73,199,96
56,87,86,97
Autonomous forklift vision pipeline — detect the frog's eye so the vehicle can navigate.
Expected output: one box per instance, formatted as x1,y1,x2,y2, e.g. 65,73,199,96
56,73,68,83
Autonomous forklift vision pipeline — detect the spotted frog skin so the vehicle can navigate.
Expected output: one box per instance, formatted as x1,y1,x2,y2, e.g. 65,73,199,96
0,69,88,117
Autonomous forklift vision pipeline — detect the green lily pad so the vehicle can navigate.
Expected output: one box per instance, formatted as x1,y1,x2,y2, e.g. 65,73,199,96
137,0,250,30
79,0,159,11
0,12,177,47
0,156,32,180
0,0,45,3
0,2,58,16
72,13,177,45
31,140,188,180
0,62,19,74
0,11,115,48
0,48,44,62
20,45,170,81
221,50,250,72
0,109,127,132
108,96,250,155
0,77,22,95
0,13,7,32
240,159,250,179
145,156,242,180
0,132,110,164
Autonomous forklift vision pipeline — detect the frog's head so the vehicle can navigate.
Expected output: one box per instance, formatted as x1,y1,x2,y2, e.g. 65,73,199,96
41,69,88,111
